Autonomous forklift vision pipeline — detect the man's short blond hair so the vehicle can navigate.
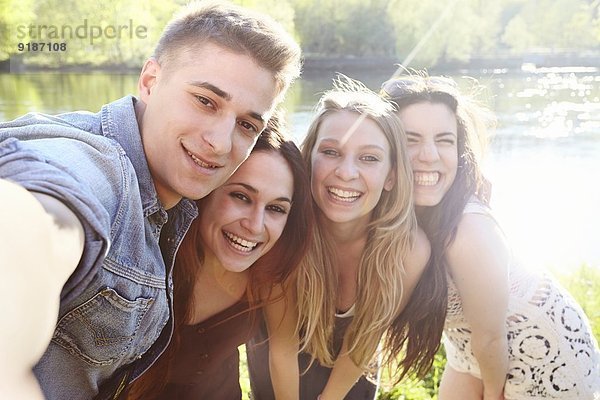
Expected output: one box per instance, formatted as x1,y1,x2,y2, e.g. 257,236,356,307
154,0,302,97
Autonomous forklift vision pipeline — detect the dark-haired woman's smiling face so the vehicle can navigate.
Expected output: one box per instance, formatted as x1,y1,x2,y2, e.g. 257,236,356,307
399,102,458,207
199,151,293,272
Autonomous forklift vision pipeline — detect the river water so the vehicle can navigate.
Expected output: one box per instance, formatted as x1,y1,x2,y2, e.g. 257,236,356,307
1,67,599,271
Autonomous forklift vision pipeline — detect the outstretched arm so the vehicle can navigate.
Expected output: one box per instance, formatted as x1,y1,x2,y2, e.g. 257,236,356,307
0,179,84,399
265,284,300,400
446,213,510,400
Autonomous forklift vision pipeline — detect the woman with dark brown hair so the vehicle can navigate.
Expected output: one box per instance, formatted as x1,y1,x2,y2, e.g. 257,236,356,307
383,73,600,400
124,116,313,399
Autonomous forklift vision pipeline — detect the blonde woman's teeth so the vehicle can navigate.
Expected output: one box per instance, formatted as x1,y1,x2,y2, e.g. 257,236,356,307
328,187,361,202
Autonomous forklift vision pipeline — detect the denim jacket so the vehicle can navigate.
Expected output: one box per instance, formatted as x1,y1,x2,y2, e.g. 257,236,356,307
0,96,198,399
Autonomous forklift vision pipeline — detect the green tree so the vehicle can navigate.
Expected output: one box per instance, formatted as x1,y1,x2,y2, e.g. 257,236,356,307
388,0,505,67
290,0,395,56
502,0,599,51
4,0,183,68
501,14,536,52
234,0,297,39
291,0,346,55
5,0,600,70
0,0,36,61
339,0,396,56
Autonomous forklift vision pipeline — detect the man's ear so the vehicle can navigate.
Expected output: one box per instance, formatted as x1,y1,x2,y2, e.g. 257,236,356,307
138,58,161,102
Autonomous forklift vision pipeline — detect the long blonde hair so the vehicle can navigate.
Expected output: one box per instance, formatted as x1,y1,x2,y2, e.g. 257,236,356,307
295,76,417,370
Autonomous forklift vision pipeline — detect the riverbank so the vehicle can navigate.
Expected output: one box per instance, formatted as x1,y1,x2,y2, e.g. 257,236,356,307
3,52,600,74
302,52,600,74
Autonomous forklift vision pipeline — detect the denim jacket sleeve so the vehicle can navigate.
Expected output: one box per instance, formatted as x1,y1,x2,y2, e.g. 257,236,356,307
0,124,125,303
0,103,197,399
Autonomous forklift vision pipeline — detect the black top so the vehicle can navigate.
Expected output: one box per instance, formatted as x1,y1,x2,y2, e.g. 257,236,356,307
159,299,258,399
247,313,378,400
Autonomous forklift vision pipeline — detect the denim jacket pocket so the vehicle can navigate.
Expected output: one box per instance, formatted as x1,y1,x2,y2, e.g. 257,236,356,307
52,287,154,366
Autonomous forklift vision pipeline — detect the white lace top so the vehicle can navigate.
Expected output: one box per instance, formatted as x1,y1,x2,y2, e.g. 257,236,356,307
443,201,600,399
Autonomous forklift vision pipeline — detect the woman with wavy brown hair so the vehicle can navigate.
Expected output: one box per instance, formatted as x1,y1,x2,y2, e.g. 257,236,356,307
247,76,434,400
123,115,314,400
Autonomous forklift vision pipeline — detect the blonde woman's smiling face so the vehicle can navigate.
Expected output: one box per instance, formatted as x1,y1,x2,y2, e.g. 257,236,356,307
399,102,458,207
310,110,395,226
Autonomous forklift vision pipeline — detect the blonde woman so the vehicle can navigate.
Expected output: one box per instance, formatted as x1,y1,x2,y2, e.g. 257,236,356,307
247,77,437,399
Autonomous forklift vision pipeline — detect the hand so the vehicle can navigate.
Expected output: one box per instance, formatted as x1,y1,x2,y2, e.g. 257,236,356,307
0,180,82,399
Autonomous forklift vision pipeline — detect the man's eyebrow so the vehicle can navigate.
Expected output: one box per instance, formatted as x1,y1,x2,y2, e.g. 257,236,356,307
250,112,267,125
188,81,266,124
188,81,232,101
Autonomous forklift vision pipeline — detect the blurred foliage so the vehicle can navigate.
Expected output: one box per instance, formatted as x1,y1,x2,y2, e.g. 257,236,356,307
2,0,600,69
554,264,600,341
1,0,36,60
377,349,446,400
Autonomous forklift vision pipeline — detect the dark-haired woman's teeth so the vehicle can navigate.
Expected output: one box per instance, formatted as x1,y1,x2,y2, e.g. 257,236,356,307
224,232,258,252
414,172,439,186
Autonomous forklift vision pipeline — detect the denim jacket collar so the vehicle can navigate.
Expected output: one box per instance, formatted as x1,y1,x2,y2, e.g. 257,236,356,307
101,96,161,217
99,96,197,221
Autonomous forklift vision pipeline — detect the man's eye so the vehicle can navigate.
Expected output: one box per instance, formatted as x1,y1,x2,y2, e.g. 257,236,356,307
196,95,214,108
238,120,259,134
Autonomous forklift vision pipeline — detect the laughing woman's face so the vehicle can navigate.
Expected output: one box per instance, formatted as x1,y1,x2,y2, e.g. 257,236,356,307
310,110,395,227
399,102,458,207
198,150,294,272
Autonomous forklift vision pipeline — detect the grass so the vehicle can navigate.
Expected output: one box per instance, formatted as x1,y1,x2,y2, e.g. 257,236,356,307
553,264,600,340
240,346,251,400
239,264,600,400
